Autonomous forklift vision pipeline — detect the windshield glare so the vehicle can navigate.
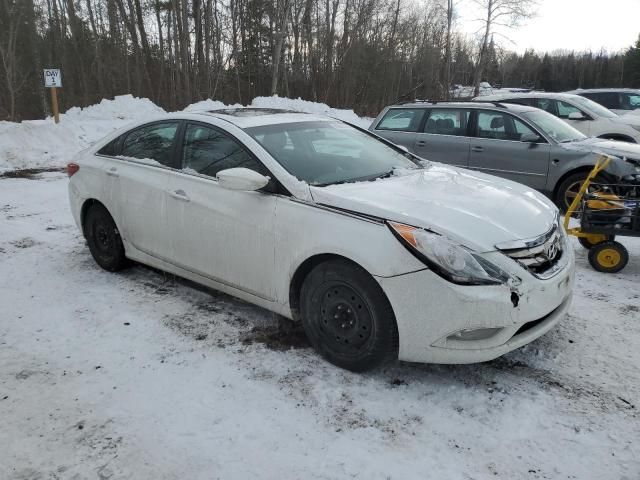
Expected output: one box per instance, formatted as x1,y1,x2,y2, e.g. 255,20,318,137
572,96,618,118
245,121,420,186
522,110,586,143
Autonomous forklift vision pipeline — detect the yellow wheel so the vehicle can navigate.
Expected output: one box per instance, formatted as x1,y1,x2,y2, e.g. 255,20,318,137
577,234,614,249
588,241,629,273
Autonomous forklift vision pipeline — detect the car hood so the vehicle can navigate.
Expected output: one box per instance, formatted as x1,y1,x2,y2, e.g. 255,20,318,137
564,138,640,167
309,164,558,252
612,114,640,127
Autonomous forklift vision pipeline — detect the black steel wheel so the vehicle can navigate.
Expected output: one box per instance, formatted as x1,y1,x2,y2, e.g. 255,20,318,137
84,203,128,271
300,259,398,372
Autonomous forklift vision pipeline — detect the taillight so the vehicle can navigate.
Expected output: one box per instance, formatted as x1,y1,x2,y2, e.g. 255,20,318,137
67,163,79,177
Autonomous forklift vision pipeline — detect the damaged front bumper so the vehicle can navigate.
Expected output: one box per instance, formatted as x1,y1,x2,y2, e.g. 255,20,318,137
376,244,575,364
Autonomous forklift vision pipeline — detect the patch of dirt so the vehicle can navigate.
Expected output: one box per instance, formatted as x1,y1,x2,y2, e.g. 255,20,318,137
241,319,310,351
485,357,636,414
10,237,39,249
619,304,639,316
0,167,64,179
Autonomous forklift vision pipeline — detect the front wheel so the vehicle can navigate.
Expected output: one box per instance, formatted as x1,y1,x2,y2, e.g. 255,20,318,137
588,241,628,273
84,203,129,272
556,172,607,213
300,259,398,372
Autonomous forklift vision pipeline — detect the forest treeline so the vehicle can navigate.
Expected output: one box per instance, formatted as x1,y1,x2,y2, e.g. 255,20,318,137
1,0,640,121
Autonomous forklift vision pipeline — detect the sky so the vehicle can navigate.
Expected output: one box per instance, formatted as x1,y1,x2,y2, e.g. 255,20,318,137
458,0,640,54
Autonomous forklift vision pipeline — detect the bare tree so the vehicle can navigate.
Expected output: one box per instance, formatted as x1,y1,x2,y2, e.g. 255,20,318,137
0,0,30,120
471,0,537,96
444,0,454,99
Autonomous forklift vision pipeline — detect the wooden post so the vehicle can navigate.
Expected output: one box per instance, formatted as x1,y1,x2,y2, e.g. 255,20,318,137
51,87,60,124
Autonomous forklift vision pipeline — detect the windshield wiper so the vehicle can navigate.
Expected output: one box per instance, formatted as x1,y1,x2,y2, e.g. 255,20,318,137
314,168,398,187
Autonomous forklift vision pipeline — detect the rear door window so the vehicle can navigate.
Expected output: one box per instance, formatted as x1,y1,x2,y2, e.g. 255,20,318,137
534,98,558,116
584,92,619,109
376,109,425,132
120,122,180,167
423,109,470,137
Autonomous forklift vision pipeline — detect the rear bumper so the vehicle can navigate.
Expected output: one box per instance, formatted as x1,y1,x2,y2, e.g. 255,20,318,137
376,250,574,364
68,182,83,231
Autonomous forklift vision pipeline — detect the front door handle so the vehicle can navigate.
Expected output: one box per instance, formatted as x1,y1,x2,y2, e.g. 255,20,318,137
416,140,427,147
472,146,484,152
169,189,190,202
106,167,119,177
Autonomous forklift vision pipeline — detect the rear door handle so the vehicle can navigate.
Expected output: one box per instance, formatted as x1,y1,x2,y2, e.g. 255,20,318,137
472,146,484,152
169,189,190,202
416,140,427,147
106,167,119,177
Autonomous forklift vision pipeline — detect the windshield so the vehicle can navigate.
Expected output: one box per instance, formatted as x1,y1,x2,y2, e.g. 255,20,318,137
521,109,586,143
245,121,420,186
572,96,618,118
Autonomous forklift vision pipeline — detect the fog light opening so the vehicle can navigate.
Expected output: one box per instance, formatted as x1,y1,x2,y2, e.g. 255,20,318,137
448,327,503,342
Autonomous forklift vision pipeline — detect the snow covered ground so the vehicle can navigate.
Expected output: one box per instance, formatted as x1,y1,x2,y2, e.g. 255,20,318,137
0,171,639,479
0,95,639,478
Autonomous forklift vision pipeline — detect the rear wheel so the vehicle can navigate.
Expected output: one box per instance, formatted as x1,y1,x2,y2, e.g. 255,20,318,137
300,259,398,372
588,241,628,273
578,234,615,250
84,203,128,272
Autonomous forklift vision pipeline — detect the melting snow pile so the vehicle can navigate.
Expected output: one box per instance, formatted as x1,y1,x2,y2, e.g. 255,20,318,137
0,94,372,172
0,95,165,172
250,96,373,128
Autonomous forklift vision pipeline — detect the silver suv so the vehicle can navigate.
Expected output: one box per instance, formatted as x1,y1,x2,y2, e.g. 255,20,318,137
369,101,640,210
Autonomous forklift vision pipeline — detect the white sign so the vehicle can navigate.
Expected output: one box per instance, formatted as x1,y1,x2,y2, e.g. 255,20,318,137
43,69,62,88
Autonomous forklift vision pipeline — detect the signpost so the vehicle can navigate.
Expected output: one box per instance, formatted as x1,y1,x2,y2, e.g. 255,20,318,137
43,69,62,124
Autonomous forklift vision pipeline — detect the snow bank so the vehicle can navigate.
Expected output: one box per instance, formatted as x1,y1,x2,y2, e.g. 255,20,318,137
0,95,165,172
0,94,372,172
182,99,240,112
249,96,374,128
183,95,374,128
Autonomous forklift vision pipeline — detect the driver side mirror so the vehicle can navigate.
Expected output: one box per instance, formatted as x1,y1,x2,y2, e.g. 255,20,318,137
216,168,270,191
520,133,541,143
568,111,586,121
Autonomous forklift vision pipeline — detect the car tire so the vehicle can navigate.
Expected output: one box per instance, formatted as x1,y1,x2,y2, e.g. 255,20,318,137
84,203,129,272
588,241,628,273
556,172,607,213
299,259,398,372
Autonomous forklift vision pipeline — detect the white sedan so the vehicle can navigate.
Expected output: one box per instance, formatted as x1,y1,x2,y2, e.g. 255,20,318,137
68,109,574,371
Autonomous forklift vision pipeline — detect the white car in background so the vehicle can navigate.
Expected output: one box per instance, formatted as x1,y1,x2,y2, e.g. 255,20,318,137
475,92,640,143
67,109,574,371
565,88,640,116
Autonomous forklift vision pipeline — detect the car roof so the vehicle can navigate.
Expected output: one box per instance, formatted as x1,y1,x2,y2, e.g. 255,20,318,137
475,92,586,101
389,101,535,113
565,88,640,94
191,108,334,128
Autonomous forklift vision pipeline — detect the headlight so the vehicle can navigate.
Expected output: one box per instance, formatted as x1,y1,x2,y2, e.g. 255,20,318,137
388,222,510,285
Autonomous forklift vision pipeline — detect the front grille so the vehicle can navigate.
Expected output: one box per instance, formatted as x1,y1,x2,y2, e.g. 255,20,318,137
499,226,563,275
